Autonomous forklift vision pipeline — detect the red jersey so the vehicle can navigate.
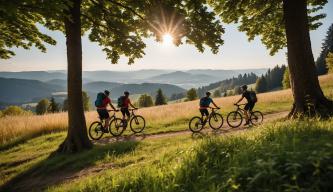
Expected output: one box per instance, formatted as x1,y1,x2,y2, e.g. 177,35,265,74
97,97,111,109
123,97,130,108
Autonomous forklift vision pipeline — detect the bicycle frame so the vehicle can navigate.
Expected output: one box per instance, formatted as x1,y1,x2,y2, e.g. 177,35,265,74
201,108,220,120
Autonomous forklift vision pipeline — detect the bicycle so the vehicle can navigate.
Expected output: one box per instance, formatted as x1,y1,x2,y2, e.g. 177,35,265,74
188,107,224,132
88,110,122,140
226,104,263,128
109,108,146,136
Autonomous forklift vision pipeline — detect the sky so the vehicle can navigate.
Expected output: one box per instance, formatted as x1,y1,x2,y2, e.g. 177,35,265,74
0,2,332,72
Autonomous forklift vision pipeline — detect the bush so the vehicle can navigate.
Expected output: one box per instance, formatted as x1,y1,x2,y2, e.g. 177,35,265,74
187,88,198,101
213,90,221,98
2,106,32,117
283,67,291,89
327,52,333,73
36,99,50,115
137,94,154,107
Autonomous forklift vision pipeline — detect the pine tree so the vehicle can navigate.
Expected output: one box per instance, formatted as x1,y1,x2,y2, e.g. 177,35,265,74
48,97,60,113
316,23,333,75
155,89,167,106
255,76,267,93
36,99,50,115
187,88,198,101
326,52,333,73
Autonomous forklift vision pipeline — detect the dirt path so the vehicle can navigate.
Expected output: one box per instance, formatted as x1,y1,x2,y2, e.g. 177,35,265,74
95,111,289,145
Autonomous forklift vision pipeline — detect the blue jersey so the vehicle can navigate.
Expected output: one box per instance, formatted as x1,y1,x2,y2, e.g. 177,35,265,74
200,97,213,108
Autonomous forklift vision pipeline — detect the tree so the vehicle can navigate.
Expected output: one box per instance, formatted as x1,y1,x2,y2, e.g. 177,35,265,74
63,91,90,112
187,88,198,101
155,89,167,106
1,0,225,152
36,99,50,115
82,91,90,111
316,23,333,75
255,76,267,93
213,90,221,98
210,0,333,117
137,94,154,108
326,52,333,73
48,97,60,113
283,67,291,89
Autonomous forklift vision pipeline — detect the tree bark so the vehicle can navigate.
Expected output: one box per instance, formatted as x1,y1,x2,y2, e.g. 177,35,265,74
57,0,92,153
283,0,333,118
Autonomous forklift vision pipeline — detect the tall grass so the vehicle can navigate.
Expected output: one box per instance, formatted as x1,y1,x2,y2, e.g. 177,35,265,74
0,74,332,148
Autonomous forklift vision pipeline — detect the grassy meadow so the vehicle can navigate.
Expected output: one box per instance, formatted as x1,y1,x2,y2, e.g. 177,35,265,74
1,74,332,149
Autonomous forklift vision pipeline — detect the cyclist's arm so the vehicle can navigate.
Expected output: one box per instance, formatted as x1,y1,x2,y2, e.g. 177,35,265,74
128,100,137,109
211,101,219,108
235,96,244,104
109,103,117,111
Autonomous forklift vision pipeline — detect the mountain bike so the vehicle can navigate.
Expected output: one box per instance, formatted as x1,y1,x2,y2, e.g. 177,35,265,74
88,110,121,140
189,107,224,132
226,104,263,128
109,108,146,136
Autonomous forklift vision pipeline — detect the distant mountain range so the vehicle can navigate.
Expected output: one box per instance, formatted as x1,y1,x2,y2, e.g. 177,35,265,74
0,69,267,89
0,77,186,106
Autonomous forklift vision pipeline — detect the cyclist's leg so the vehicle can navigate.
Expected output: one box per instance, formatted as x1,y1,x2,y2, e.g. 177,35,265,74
125,108,131,122
244,104,250,124
202,109,209,123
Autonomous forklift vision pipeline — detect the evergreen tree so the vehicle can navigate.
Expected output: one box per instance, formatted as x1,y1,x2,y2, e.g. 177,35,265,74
255,76,267,93
326,52,333,73
36,98,50,115
155,89,167,106
48,97,60,113
283,67,291,89
213,90,221,98
137,94,153,108
316,23,333,75
187,88,198,101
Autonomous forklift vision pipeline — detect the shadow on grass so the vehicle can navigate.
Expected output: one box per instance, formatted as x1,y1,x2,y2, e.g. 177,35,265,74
0,140,139,192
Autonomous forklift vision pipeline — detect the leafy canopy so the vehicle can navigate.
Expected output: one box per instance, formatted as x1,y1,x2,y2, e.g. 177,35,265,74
208,0,328,55
1,0,225,64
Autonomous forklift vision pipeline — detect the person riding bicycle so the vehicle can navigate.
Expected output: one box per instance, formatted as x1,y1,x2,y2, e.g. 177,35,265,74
95,90,118,132
235,85,257,125
118,91,137,126
199,92,220,124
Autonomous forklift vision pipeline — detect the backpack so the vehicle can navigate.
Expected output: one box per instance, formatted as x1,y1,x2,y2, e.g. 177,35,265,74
117,96,126,108
95,92,106,107
200,97,211,107
249,91,257,103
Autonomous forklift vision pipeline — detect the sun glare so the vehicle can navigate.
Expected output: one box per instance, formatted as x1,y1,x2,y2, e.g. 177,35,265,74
162,33,173,46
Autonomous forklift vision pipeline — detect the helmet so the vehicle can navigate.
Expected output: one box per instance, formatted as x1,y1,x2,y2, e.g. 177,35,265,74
241,85,248,90
104,90,110,95
124,91,129,95
206,91,211,96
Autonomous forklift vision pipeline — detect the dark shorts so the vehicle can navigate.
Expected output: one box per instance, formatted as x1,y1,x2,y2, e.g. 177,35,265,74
121,108,130,117
200,109,209,116
97,109,109,119
244,102,255,111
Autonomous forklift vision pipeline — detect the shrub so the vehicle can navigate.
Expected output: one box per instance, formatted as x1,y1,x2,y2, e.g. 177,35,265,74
2,106,32,117
36,99,50,115
137,94,154,107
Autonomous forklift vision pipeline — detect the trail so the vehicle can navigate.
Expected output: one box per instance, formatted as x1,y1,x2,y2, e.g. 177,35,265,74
95,111,289,145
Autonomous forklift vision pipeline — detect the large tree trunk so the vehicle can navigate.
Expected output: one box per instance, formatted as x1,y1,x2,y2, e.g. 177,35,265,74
283,0,333,118
57,0,92,153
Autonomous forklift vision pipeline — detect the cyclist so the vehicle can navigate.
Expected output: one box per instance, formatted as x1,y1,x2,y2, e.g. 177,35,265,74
96,90,118,132
235,85,257,125
118,91,137,126
199,91,220,124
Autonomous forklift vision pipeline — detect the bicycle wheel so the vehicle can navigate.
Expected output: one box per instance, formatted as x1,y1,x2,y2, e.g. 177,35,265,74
130,115,146,133
227,111,243,128
250,111,264,125
189,116,204,132
209,113,224,130
88,121,104,140
109,118,126,137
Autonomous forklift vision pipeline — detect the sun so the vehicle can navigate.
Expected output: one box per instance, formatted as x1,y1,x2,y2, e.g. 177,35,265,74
162,33,173,46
